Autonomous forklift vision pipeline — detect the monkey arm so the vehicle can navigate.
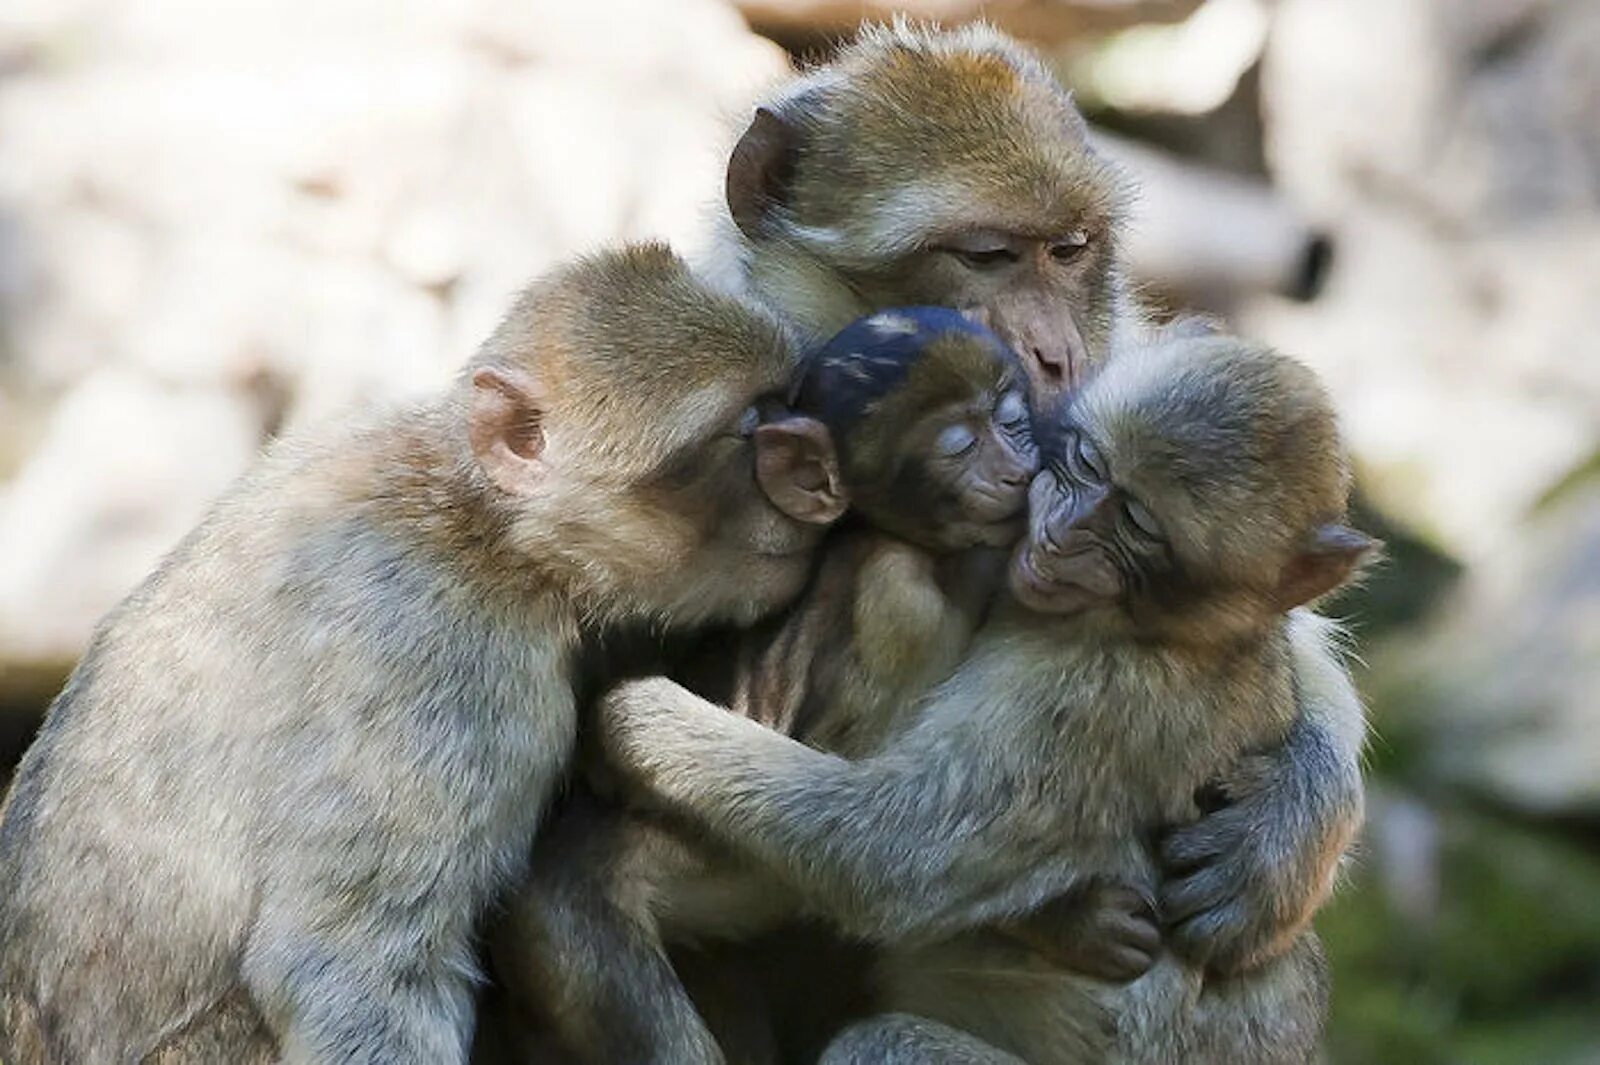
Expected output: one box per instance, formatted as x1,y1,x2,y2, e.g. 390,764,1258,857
599,676,1084,944
1159,610,1366,974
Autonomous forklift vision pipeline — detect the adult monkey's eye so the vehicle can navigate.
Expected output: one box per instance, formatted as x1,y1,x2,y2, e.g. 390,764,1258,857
937,232,1021,271
1050,229,1091,262
995,391,1028,427
947,247,1020,270
935,423,979,457
1124,496,1163,539
1075,433,1108,481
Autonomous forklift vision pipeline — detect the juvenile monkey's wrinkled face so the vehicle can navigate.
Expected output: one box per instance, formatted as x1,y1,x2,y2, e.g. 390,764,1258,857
1007,334,1368,627
914,384,1039,550
797,310,1039,553
1008,424,1170,617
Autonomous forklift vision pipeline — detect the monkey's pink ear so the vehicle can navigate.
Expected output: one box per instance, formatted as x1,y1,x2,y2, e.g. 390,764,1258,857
1273,523,1380,609
727,105,802,239
469,366,547,495
754,416,848,525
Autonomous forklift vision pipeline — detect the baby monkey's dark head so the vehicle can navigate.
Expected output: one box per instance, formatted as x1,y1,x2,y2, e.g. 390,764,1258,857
1010,333,1379,641
794,307,1038,552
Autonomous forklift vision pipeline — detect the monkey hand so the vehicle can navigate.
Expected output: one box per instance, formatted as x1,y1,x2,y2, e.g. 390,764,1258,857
1158,751,1352,977
1003,880,1160,983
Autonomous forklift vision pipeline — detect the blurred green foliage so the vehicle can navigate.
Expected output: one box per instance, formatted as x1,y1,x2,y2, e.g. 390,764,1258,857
1323,807,1600,1065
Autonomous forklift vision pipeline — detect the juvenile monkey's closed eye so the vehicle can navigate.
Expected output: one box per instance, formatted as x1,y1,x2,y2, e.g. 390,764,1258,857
936,423,979,457
996,391,1028,427
1075,433,1107,480
1124,497,1162,539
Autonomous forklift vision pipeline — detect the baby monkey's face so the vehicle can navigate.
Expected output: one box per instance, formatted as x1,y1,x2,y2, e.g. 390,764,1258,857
916,380,1038,549
796,308,1040,554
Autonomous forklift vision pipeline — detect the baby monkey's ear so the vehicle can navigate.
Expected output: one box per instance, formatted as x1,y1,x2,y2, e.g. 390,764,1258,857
1273,523,1381,609
469,366,547,495
754,417,847,525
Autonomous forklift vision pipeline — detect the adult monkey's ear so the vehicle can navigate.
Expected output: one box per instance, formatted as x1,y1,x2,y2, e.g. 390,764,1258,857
726,97,813,240
754,417,847,525
469,366,547,495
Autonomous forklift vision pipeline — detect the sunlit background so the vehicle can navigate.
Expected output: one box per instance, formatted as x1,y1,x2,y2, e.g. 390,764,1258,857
2,1,1597,1060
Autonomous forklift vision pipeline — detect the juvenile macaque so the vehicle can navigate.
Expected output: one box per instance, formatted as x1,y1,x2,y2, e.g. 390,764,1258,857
486,21,1369,1058
0,244,847,1065
598,332,1378,1064
699,20,1369,978
493,307,1040,1064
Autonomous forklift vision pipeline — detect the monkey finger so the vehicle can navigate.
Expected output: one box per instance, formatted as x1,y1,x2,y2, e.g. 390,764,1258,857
1094,881,1159,914
1093,910,1162,954
1166,905,1247,968
1089,944,1159,984
1159,866,1242,926
1158,827,1228,874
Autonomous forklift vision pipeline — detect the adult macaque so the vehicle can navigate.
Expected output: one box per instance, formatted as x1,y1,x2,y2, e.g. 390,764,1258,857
494,308,1044,1064
708,21,1134,403
598,332,1378,1064
0,244,846,1065
700,20,1368,979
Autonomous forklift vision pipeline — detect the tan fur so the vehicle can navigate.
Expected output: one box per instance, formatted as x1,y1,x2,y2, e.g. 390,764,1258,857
487,315,1031,1064
704,20,1137,400
0,244,827,1065
594,335,1370,1065
484,21,1369,1061
701,17,1367,1006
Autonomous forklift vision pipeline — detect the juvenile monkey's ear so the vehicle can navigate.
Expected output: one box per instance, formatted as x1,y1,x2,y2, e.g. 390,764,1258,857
1274,523,1381,609
469,366,547,495
727,105,804,239
754,416,847,525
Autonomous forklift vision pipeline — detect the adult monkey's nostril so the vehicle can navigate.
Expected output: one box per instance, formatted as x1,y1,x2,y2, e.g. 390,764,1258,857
1031,346,1064,380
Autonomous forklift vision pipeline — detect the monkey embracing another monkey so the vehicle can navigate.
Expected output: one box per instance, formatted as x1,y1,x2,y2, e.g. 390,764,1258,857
478,23,1371,1059
494,307,1050,1063
597,331,1379,1064
697,20,1369,978
0,244,849,1065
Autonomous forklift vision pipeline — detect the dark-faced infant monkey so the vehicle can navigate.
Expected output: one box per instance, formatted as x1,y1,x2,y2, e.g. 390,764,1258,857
0,244,849,1065
492,307,1041,1064
598,331,1379,1065
700,20,1368,979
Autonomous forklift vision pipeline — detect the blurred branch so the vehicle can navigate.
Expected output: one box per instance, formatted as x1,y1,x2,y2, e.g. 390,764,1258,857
1095,131,1333,309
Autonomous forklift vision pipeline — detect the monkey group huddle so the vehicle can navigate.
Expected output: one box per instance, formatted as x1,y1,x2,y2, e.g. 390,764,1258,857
0,22,1374,1065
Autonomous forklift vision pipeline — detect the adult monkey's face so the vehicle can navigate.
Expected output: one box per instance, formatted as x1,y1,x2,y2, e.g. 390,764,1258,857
724,22,1133,405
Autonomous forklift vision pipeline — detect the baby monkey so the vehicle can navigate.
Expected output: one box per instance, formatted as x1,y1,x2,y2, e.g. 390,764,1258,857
599,331,1379,1065
496,307,1040,1064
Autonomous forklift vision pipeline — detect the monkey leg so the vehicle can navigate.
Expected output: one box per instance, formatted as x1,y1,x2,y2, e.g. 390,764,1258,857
240,903,479,1065
490,795,725,1065
819,1013,1029,1065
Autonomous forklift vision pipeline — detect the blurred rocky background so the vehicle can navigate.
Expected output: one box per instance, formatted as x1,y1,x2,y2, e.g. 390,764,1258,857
1,0,1596,1060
